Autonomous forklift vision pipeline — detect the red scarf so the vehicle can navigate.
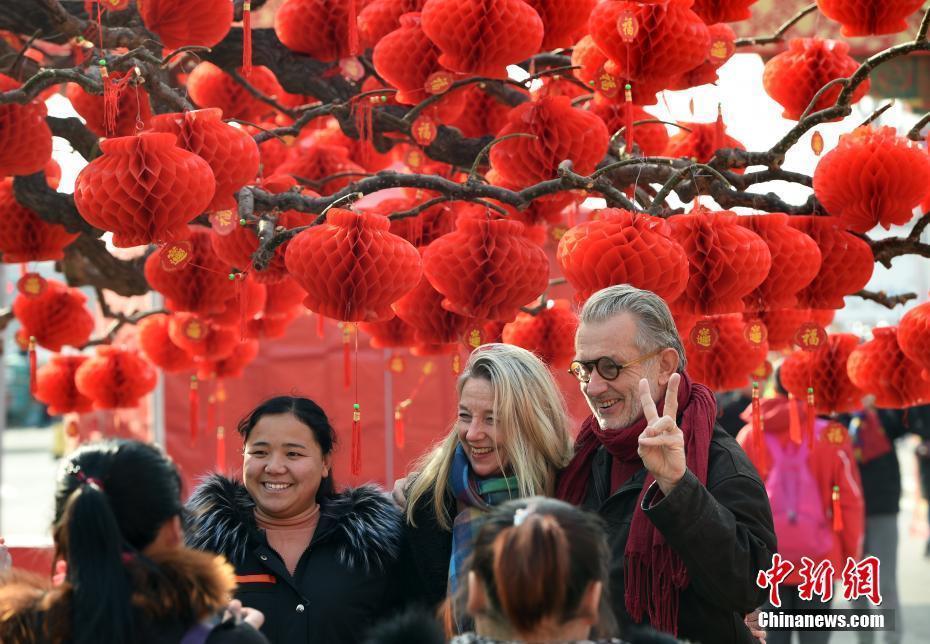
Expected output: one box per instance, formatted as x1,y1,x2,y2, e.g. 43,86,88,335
556,373,716,636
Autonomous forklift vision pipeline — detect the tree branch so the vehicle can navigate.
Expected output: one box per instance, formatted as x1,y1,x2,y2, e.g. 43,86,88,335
853,289,917,309
734,3,819,47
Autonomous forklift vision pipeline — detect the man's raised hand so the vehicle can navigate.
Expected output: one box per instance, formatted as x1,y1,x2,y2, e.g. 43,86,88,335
637,373,686,495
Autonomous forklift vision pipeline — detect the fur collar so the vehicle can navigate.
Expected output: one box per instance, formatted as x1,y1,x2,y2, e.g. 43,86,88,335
185,474,402,573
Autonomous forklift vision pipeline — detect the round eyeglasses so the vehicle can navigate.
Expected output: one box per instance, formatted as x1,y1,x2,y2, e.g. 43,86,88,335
568,348,665,383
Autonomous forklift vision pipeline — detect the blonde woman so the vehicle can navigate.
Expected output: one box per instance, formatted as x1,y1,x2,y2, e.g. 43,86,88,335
399,343,574,629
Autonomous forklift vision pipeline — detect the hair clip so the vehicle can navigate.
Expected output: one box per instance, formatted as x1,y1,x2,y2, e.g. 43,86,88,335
513,507,531,527
65,462,103,490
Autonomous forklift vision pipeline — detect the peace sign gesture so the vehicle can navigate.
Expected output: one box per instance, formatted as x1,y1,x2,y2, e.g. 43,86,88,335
637,372,687,495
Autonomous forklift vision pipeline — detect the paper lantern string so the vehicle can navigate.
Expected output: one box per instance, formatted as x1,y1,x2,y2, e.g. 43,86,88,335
351,402,361,475
242,1,253,77
189,374,199,444
342,323,352,390
28,335,37,395
624,84,634,153
831,483,843,531
751,381,767,477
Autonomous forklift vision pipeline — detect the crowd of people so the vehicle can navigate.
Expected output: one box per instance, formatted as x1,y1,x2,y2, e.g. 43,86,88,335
2,283,914,643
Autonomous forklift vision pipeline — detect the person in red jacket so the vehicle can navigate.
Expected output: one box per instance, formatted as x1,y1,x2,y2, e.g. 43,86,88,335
737,372,864,644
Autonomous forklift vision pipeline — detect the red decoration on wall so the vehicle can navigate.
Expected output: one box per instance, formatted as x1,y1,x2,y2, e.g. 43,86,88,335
13,280,95,352
786,216,874,309
75,346,157,410
557,208,689,305
763,38,870,121
34,354,94,415
422,215,549,322
137,0,233,48
816,0,925,36
847,326,930,408
421,0,544,78
285,208,422,322
813,126,930,232
501,300,579,369
147,108,260,213
138,313,196,373
522,0,596,50
737,213,823,312
187,62,283,122
667,208,772,316
74,132,216,248
66,74,152,138
897,299,930,378
0,74,52,176
0,177,78,262
781,333,864,415
685,313,769,392
275,0,360,61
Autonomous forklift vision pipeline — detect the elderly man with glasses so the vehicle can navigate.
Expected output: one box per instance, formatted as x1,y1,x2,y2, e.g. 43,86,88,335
556,284,776,644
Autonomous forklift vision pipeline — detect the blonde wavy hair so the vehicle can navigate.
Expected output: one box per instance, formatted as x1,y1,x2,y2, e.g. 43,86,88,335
405,343,574,530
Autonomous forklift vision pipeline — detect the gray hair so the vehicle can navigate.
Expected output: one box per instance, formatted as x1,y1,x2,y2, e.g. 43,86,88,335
579,284,687,372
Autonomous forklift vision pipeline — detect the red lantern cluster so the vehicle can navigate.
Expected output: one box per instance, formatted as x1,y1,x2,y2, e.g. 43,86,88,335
0,177,78,262
359,315,420,349
780,333,864,415
393,271,473,347
587,99,669,156
138,314,196,373
898,299,930,378
168,313,240,361
359,0,427,49
74,133,216,248
0,74,52,176
667,23,736,91
198,339,261,380
285,208,422,322
137,0,233,49
277,141,367,195
13,280,95,351
665,120,745,163
685,314,769,391
691,0,758,24
187,63,282,122
275,0,360,61
813,126,930,233
755,308,834,352
75,346,157,410
501,300,578,369
847,327,930,408
570,35,661,105
204,274,267,328
35,354,94,415
816,0,925,36
557,209,688,305
373,12,447,106
66,74,153,138
449,85,517,138
524,0,595,50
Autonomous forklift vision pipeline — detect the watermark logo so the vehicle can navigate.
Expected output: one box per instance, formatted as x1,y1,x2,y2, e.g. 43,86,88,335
757,554,882,607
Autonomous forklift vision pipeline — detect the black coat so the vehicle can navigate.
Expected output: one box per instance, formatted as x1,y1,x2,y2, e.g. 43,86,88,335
398,487,455,610
580,426,776,644
185,475,403,644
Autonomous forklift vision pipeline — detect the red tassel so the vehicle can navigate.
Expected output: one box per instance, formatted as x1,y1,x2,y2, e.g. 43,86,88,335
241,1,253,77
832,484,843,531
216,425,227,473
394,408,405,450
806,386,816,445
189,375,199,444
351,403,361,475
353,95,375,167
788,392,802,445
751,381,767,476
714,103,724,152
347,0,359,56
207,387,217,435
343,324,352,390
100,62,118,137
28,336,37,395
624,84,634,153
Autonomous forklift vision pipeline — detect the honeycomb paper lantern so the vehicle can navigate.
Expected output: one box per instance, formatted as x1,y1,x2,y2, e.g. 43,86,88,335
780,333,864,415
197,339,261,380
74,133,216,248
813,126,930,233
147,108,260,212
446,85,515,138
691,0,758,23
524,0,596,50
570,35,661,105
34,354,94,415
737,213,822,312
285,208,423,322
75,346,157,410
359,315,419,349
204,274,268,328
665,120,745,163
65,74,153,138
488,96,609,187
755,307,835,351
816,0,925,36
359,0,427,49
247,121,294,175
373,12,446,106
588,0,710,87
501,300,578,369
262,276,307,318
393,270,475,345
421,0,544,78
763,39,869,121
557,209,689,304
144,227,237,315
13,280,95,352
0,74,53,176
137,0,233,48
897,299,930,378
667,23,736,91
275,0,360,61
847,327,930,408
685,314,769,391
0,177,78,262
587,98,669,156
422,215,549,321
668,208,772,316
787,216,874,309
138,314,196,373
168,313,240,361
277,142,367,195
187,63,283,122
247,308,302,340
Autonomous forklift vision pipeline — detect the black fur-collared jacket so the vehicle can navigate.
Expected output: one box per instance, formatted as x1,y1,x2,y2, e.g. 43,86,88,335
185,474,404,644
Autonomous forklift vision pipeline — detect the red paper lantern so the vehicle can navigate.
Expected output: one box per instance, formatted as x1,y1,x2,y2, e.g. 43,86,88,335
488,96,609,187
137,0,233,48
816,0,925,36
501,300,578,369
204,274,268,328
74,133,216,248
667,208,772,315
588,0,710,87
393,271,474,345
523,0,595,50
813,126,930,233
35,355,94,415
262,276,307,317
138,313,196,373
359,315,419,349
755,308,834,351
247,308,301,340
275,0,360,61
144,227,238,315
781,333,864,414
763,39,869,121
667,23,736,91
691,0,758,23
197,339,260,380
277,142,367,195
66,75,152,138
187,63,283,122
737,213,823,312
557,208,689,304
787,216,874,310
75,346,157,410
246,121,294,175
570,35,661,105
685,313,769,391
0,74,52,176
13,280,95,351
147,108,260,213
168,313,240,360
421,0,544,78
665,120,745,163
359,0,427,49
285,208,422,322
587,98,669,156
373,12,447,106
0,177,78,262
847,327,930,408
897,299,930,378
